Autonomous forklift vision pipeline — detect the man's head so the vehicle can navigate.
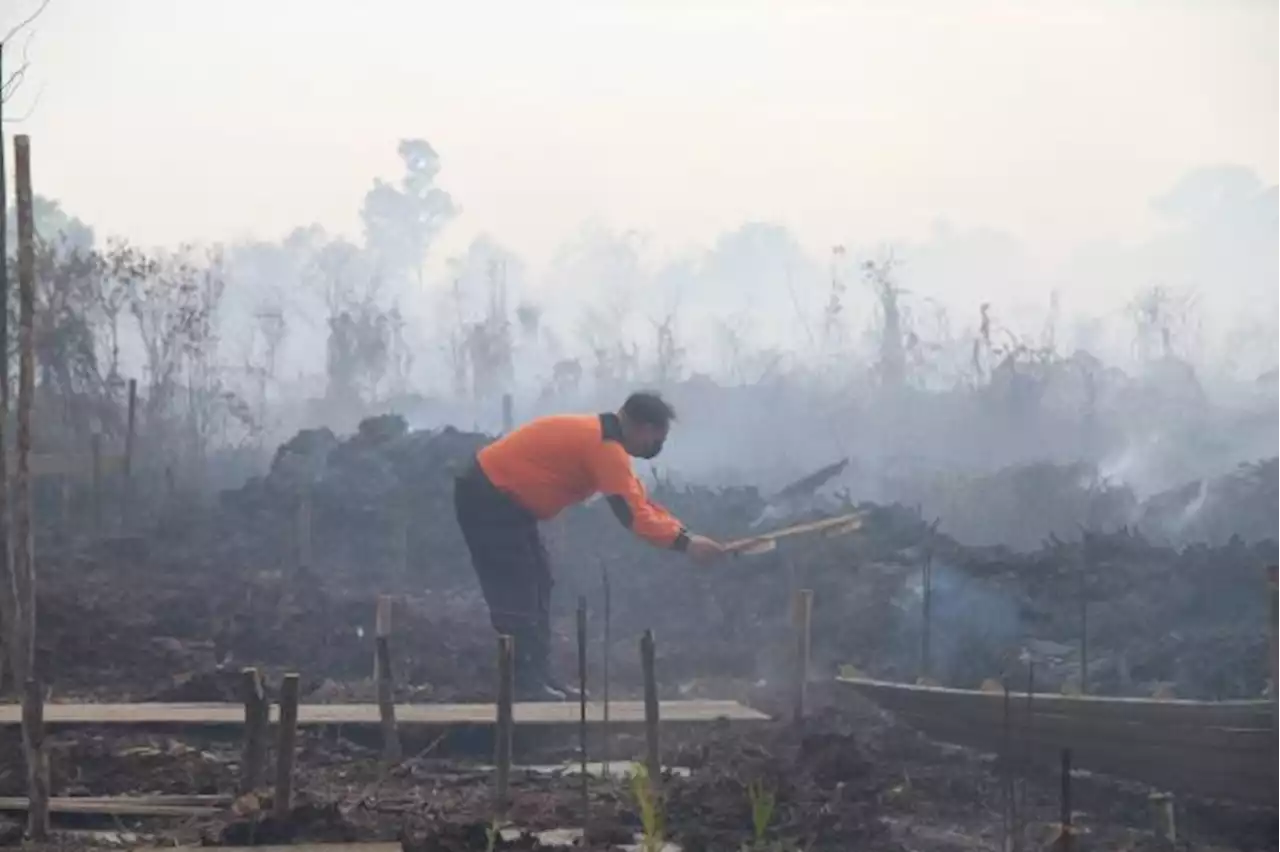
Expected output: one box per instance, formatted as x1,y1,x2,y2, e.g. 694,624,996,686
618,391,675,460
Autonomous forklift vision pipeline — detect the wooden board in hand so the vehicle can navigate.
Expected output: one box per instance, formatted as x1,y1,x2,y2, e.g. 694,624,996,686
725,512,863,556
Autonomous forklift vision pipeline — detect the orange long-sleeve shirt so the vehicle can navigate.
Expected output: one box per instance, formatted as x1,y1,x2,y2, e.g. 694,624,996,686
476,413,690,550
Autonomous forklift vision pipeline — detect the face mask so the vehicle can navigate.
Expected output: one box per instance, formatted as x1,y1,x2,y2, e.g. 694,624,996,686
634,438,664,460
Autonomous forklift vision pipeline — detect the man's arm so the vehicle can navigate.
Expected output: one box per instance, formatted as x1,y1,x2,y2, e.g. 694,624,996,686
588,443,690,550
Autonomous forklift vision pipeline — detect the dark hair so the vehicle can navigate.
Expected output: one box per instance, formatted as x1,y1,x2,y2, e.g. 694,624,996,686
621,391,676,428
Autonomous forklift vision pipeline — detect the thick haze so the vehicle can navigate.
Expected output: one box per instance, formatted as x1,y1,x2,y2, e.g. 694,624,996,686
21,0,1277,267
4,0,1277,514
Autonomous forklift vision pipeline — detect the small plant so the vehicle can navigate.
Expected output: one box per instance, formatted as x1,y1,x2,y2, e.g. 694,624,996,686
484,815,500,852
747,779,777,847
629,763,665,852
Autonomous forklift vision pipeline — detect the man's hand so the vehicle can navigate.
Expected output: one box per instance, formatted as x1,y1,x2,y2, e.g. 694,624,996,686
686,534,726,565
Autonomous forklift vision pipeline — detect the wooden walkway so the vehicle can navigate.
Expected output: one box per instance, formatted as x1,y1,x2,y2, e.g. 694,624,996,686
0,699,767,728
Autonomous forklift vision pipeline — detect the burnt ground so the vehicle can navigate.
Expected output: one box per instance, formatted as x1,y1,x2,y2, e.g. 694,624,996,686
0,420,1275,849
0,682,1274,851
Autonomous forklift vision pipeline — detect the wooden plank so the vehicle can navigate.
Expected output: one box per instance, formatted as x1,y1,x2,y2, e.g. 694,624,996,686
839,676,1272,729
0,795,228,817
0,700,768,728
139,846,399,852
725,512,863,554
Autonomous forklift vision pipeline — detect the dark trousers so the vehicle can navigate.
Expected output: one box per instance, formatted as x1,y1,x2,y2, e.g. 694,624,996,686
454,460,553,686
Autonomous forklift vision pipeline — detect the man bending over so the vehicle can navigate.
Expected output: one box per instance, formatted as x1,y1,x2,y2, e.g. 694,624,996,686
453,391,725,700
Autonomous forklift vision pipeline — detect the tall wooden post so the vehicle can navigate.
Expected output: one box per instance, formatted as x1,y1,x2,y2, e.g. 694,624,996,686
494,635,514,816
640,630,661,788
793,589,813,722
920,555,933,683
374,595,401,762
600,559,612,777
14,135,46,840
22,678,47,838
576,596,589,829
273,673,300,818
1269,565,1277,731
10,134,35,689
239,667,269,793
0,42,12,695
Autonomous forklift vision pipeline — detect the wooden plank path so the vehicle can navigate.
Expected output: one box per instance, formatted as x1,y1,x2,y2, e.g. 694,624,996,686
0,699,767,728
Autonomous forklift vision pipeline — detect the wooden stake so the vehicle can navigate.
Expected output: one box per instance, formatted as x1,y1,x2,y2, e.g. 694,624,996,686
239,667,268,793
494,634,514,816
793,588,813,722
1001,679,1013,852
376,594,393,638
122,379,137,529
13,137,40,841
22,678,48,840
1268,565,1277,731
501,393,513,433
9,134,36,691
1078,565,1089,695
920,553,933,683
0,68,12,698
273,673,300,819
1149,792,1176,843
601,559,612,777
1058,748,1072,852
640,630,661,789
374,603,401,763
90,431,102,535
576,596,589,830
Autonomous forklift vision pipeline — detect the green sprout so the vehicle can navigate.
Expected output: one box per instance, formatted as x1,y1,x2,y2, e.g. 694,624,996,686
484,816,500,852
747,779,777,847
629,763,665,852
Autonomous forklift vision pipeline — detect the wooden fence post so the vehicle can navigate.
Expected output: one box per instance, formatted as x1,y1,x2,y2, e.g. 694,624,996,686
1268,564,1277,731
10,133,36,690
495,635,514,816
640,630,661,788
273,673,300,818
576,596,589,829
0,44,11,704
920,555,933,683
14,135,43,841
239,667,268,793
374,595,401,762
793,589,813,722
22,677,48,839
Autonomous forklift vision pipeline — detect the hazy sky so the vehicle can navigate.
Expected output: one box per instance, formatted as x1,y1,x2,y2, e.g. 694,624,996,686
8,0,1278,275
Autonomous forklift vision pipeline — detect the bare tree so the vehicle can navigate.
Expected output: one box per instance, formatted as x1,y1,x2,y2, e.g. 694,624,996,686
2,0,53,121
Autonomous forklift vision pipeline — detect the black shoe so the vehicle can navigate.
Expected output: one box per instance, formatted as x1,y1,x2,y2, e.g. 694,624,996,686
546,675,588,702
515,678,569,702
